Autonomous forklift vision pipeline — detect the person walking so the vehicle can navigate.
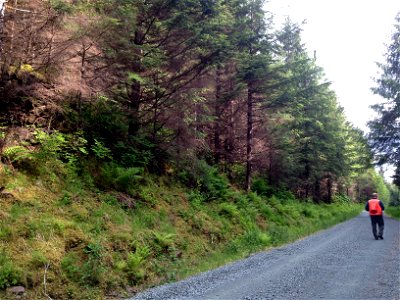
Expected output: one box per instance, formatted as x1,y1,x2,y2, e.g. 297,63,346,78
365,192,385,240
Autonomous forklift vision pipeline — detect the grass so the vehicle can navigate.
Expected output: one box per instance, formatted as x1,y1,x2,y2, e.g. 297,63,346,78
386,206,400,220
0,163,363,299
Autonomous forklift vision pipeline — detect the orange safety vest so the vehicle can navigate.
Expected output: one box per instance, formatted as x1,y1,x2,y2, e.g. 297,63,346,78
368,199,382,216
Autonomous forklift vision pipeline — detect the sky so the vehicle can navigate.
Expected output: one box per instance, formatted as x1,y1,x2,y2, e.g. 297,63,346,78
266,0,399,179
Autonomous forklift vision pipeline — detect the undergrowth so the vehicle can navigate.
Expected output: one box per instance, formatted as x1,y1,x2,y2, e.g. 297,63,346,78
0,138,363,299
0,168,362,299
386,206,400,220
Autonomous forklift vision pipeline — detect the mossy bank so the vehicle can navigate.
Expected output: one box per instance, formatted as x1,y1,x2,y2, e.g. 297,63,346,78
0,162,362,299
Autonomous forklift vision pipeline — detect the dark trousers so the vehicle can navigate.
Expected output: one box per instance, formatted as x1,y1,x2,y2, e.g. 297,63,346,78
370,215,384,238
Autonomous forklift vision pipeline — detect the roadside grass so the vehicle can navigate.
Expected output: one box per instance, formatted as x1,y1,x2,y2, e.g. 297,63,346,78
0,163,362,299
174,197,362,280
386,206,400,220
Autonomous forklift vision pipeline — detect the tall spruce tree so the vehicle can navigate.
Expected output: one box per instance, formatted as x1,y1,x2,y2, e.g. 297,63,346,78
274,19,361,201
368,13,400,186
233,0,275,190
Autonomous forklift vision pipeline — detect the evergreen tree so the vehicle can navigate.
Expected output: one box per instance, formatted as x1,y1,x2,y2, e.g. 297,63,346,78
233,0,276,190
369,13,400,186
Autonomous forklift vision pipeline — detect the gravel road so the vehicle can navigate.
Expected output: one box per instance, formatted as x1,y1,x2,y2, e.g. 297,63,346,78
131,212,400,300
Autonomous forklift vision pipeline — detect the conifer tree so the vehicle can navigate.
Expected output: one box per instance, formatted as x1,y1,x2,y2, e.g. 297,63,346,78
369,13,400,186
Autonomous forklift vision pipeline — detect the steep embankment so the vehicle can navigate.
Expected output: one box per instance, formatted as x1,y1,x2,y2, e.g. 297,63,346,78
0,165,361,299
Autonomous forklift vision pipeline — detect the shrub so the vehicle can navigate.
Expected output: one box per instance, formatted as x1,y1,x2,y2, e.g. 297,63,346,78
138,186,158,206
178,160,230,201
99,193,119,206
91,139,112,160
187,190,205,209
332,194,352,203
218,203,240,219
58,192,72,206
8,64,45,82
228,163,246,186
61,242,106,286
301,207,316,218
61,252,81,282
80,95,129,147
81,242,105,285
197,160,230,201
228,230,271,254
99,162,143,193
251,178,273,196
0,249,21,289
49,0,74,14
274,189,296,202
33,130,67,160
260,205,274,218
115,167,143,192
116,136,155,168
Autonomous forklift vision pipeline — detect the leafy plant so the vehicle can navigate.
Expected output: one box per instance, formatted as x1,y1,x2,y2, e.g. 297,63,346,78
49,0,74,14
218,203,240,219
33,130,67,160
91,139,112,160
123,245,151,283
138,186,158,206
8,64,45,82
152,232,176,254
332,193,352,203
61,242,106,286
58,192,72,206
251,177,273,196
386,206,400,220
196,160,230,201
30,250,48,268
61,252,81,282
2,145,31,163
116,136,156,168
0,249,20,289
99,163,143,193
187,190,205,209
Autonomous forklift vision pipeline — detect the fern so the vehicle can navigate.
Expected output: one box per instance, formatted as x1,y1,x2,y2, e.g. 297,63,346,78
2,146,31,162
125,245,151,282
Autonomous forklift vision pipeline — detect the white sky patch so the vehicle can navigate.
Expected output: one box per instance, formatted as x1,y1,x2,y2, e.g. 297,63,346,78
0,0,6,17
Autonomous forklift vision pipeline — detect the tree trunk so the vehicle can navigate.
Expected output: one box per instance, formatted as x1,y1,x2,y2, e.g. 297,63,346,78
0,0,6,56
128,29,144,135
9,0,18,53
327,175,333,203
314,179,320,203
214,64,223,163
245,82,254,191
225,79,235,179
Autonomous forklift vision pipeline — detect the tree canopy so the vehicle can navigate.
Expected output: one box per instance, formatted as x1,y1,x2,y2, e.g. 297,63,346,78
0,0,383,201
